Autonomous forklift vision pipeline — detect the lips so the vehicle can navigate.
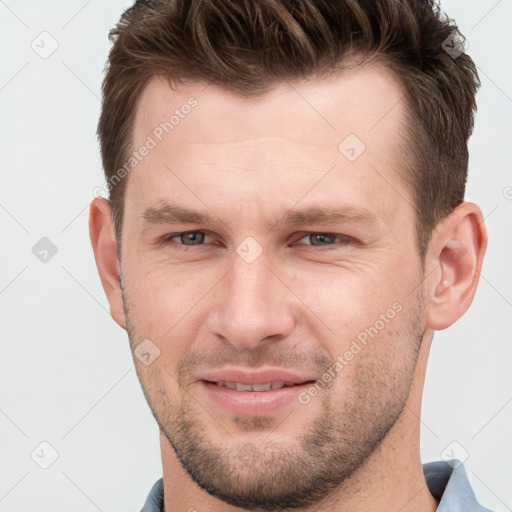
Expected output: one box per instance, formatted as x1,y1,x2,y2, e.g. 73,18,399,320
197,368,318,415
213,381,297,391
199,368,317,387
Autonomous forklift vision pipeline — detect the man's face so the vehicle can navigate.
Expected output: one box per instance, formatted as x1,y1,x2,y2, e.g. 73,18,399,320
120,65,427,509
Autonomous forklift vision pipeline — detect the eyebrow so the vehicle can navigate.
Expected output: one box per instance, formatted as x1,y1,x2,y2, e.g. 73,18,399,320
141,203,379,230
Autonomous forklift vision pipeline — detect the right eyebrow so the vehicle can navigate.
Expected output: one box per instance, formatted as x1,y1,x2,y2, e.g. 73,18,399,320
141,204,222,227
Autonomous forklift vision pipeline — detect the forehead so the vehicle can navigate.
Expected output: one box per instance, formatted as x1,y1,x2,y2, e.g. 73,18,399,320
127,63,413,233
134,63,406,151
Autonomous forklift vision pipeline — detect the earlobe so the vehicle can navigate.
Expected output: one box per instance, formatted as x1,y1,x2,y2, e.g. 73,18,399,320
89,198,127,330
426,202,487,331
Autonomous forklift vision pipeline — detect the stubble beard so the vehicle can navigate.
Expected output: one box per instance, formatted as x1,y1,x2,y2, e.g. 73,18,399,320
123,288,426,510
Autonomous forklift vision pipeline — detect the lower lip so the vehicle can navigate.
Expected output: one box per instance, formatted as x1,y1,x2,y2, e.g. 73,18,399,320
200,381,313,415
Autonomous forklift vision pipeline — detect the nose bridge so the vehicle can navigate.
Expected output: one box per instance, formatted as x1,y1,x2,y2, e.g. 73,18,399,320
208,248,295,349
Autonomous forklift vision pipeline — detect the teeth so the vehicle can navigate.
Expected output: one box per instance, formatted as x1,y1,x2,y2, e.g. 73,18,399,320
235,383,253,391
252,383,272,391
214,381,291,391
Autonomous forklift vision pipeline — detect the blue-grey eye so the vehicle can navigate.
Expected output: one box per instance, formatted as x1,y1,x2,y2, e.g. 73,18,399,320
177,232,207,245
302,233,339,246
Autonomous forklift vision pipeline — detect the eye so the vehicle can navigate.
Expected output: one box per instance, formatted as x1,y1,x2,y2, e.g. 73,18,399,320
161,231,353,251
164,231,213,247
294,232,352,248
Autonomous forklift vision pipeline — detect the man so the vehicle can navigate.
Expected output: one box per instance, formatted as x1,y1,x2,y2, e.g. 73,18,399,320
89,0,492,510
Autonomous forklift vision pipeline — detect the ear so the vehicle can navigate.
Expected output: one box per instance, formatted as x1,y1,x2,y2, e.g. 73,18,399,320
89,198,127,330
425,202,488,330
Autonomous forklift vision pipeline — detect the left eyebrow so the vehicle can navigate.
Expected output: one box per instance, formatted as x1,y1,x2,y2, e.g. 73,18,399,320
279,205,379,227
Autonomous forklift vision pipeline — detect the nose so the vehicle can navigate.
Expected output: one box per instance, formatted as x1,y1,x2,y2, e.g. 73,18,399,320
207,250,296,350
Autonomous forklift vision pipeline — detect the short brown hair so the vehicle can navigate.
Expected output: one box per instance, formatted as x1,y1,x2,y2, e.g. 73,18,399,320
97,0,480,260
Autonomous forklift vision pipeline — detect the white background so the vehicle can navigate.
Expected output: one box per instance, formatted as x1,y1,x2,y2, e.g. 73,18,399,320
0,0,511,510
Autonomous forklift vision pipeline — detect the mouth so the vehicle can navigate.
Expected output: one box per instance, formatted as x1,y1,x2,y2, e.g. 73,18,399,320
206,380,307,391
199,375,317,415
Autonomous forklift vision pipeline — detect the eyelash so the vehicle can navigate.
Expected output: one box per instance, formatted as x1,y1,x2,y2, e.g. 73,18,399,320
161,231,353,251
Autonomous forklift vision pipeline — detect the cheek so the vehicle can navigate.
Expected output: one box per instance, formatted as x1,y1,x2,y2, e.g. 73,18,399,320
123,260,216,362
291,263,419,380
323,303,419,402
125,254,188,308
292,265,405,330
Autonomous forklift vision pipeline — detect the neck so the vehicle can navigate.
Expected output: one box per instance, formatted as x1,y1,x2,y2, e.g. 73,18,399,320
161,332,438,512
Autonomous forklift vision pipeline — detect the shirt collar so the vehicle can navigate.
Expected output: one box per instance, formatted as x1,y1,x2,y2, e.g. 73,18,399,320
423,459,493,512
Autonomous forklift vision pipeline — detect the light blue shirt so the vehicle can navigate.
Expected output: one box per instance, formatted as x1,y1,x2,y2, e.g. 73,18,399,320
140,459,495,511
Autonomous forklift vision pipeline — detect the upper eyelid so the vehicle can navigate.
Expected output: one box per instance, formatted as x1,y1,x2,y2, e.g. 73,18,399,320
166,230,214,240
